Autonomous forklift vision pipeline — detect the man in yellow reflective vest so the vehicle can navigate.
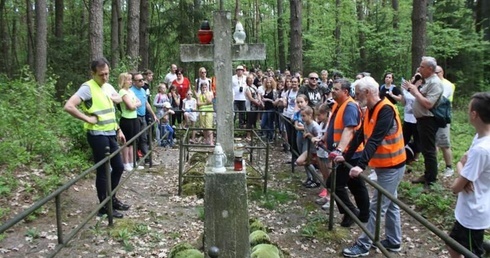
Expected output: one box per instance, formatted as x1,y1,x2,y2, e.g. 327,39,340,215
337,76,406,257
64,57,129,219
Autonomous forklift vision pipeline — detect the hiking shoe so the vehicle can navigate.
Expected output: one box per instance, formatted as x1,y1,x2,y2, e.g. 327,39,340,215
341,209,359,227
305,181,320,188
315,197,329,205
318,188,328,198
98,208,124,219
113,198,130,211
321,201,330,210
443,167,454,177
302,179,313,187
373,239,402,252
343,243,369,257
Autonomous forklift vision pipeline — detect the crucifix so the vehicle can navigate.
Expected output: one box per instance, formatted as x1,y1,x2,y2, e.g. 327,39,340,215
180,10,266,258
180,11,266,162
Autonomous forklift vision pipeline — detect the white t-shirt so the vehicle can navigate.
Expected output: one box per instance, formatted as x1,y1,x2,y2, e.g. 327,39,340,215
164,72,177,86
232,75,247,101
402,89,417,124
455,134,490,229
283,89,298,119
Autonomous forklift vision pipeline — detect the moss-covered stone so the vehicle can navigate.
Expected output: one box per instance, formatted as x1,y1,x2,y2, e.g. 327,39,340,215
251,244,283,258
250,230,270,246
249,218,266,233
174,249,204,258
181,181,204,198
168,242,195,258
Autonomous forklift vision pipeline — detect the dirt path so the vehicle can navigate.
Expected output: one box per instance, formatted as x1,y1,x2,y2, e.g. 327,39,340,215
0,144,453,258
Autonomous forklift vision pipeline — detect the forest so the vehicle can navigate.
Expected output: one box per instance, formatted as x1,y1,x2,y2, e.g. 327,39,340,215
0,0,488,101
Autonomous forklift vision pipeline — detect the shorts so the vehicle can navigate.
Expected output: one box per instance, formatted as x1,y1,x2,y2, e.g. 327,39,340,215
184,111,197,122
436,124,451,148
119,117,140,142
447,220,484,257
200,112,213,129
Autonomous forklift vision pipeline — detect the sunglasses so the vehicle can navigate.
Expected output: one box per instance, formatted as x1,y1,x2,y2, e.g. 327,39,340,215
134,79,144,82
309,77,318,80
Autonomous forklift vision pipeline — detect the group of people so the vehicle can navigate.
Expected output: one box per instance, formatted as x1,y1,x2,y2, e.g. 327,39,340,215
63,57,489,258
243,57,488,258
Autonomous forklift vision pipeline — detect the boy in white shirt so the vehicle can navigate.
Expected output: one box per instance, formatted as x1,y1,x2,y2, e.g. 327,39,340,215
447,92,490,258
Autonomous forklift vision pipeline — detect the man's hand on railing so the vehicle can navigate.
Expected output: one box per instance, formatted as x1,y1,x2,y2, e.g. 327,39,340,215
349,166,363,178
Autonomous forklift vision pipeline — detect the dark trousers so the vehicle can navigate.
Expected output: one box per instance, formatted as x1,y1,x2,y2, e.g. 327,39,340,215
87,133,124,203
417,117,439,183
403,121,419,153
234,100,247,126
327,160,370,222
137,116,149,156
246,110,258,130
284,116,299,160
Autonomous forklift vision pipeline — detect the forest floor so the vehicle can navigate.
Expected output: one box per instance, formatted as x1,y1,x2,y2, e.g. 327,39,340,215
0,139,459,258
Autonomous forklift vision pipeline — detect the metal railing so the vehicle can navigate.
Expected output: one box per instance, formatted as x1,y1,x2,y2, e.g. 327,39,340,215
176,109,271,195
298,134,477,258
0,120,158,258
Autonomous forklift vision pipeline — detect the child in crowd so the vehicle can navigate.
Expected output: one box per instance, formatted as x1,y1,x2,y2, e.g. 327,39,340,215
311,103,332,209
294,95,320,188
154,83,169,145
197,81,214,145
183,91,198,143
159,102,175,147
447,92,490,258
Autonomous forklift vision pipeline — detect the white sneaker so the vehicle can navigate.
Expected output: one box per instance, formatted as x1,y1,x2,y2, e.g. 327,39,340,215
368,169,377,181
321,201,330,210
124,164,133,172
315,197,329,205
135,165,144,170
443,167,454,177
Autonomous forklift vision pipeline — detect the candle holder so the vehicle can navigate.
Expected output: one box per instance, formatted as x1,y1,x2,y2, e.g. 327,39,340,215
198,19,213,44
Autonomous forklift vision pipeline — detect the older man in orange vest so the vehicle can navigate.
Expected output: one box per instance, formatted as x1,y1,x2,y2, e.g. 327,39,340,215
323,78,370,228
339,76,406,257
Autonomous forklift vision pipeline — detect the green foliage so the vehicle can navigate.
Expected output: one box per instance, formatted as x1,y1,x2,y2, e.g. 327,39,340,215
249,189,297,210
300,212,349,242
196,206,205,221
250,230,271,246
25,228,40,239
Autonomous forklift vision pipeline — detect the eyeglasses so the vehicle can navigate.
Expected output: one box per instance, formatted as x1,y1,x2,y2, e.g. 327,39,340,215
176,73,182,75
309,77,318,80
201,71,207,74
134,79,144,82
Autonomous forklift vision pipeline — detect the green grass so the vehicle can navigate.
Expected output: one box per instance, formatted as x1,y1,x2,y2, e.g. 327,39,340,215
249,189,297,210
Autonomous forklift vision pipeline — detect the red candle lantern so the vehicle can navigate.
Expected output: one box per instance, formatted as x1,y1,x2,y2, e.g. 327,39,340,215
198,20,213,44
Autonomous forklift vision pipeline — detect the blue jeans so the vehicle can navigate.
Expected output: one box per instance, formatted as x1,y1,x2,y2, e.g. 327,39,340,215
260,110,274,140
357,166,405,249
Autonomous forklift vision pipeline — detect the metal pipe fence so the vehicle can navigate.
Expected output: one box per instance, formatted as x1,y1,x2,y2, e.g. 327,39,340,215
0,120,158,258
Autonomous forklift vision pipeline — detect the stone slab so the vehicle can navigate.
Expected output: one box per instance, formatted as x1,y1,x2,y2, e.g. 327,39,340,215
180,44,266,62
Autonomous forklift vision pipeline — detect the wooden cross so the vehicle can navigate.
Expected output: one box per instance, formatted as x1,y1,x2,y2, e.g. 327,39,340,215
180,11,266,161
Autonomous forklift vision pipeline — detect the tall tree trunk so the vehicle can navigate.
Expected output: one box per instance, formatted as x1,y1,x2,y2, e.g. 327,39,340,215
392,0,399,29
289,0,302,74
89,0,104,61
255,0,260,43
411,0,427,74
333,0,341,68
35,0,47,83
356,0,366,70
127,0,140,70
26,0,35,69
139,0,149,70
11,13,18,72
277,0,286,72
0,0,7,75
111,0,120,68
54,0,63,38
234,0,240,25
476,0,490,40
